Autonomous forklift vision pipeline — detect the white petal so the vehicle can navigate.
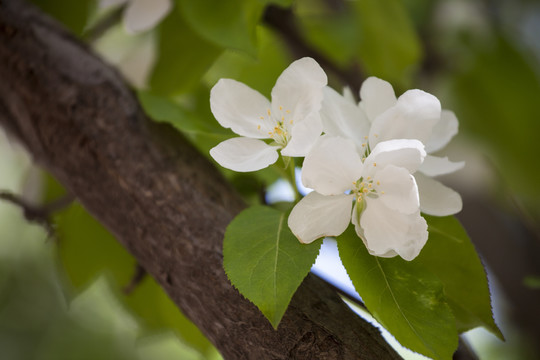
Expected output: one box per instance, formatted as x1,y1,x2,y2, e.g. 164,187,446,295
342,86,356,104
209,138,279,172
360,199,428,261
420,155,465,177
210,79,273,139
425,110,459,153
302,136,363,196
359,77,397,122
374,165,420,214
99,0,128,9
124,0,172,33
369,89,441,147
288,192,354,244
363,139,426,177
351,203,400,258
271,57,327,124
320,87,370,148
281,112,322,157
415,173,463,216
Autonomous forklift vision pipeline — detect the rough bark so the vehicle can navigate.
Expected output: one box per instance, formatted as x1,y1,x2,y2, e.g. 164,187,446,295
0,0,402,358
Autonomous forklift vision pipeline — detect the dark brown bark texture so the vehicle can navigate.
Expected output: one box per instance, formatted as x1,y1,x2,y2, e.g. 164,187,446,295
0,0,402,358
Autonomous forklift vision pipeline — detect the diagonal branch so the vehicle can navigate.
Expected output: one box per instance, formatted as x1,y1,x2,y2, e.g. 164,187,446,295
0,0,400,358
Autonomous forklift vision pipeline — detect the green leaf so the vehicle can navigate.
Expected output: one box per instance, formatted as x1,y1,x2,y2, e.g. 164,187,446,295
352,0,421,86
204,26,291,95
416,216,503,339
338,226,458,360
137,89,234,156
177,0,264,56
296,0,362,68
30,0,93,36
138,90,227,136
450,38,540,219
262,0,294,7
49,188,213,354
523,275,540,289
223,206,321,328
150,9,222,95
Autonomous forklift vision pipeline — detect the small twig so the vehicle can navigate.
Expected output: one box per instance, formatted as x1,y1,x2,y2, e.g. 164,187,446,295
123,263,147,294
0,191,75,238
84,6,124,43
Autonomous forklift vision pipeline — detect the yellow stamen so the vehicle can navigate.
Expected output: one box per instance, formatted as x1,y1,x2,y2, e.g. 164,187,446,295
373,162,377,167
376,181,380,185
257,125,261,130
259,116,264,120
267,109,271,116
279,106,283,110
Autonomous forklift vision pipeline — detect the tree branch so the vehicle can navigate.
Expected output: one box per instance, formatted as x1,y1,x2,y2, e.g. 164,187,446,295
0,0,401,358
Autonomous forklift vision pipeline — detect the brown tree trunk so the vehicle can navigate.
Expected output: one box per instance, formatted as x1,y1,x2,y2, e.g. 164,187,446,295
0,0,402,358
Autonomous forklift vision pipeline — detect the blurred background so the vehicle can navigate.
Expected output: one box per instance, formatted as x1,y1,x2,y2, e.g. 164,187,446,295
1,0,539,358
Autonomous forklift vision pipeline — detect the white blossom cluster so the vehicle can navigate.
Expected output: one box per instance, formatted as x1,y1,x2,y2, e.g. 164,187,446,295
209,58,463,261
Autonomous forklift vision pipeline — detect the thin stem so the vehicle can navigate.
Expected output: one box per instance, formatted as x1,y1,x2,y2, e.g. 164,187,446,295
288,157,301,203
84,6,124,43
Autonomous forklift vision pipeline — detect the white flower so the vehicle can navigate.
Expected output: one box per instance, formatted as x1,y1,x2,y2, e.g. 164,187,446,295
99,0,172,34
320,77,464,216
288,135,428,261
209,58,327,172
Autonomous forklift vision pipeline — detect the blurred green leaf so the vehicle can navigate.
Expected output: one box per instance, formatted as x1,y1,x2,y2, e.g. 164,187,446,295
30,0,93,36
52,198,212,354
450,38,540,218
296,0,361,68
137,332,205,360
205,26,291,95
352,0,422,85
223,206,321,328
150,8,222,96
137,89,233,158
138,90,227,136
338,226,458,360
523,275,540,289
417,216,503,339
177,0,265,56
262,0,294,7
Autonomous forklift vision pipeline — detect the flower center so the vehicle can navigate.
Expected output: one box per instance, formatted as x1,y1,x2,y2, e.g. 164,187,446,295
352,177,384,205
257,106,294,147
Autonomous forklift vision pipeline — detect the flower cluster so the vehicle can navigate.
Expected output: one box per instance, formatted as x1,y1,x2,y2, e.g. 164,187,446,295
209,58,463,261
